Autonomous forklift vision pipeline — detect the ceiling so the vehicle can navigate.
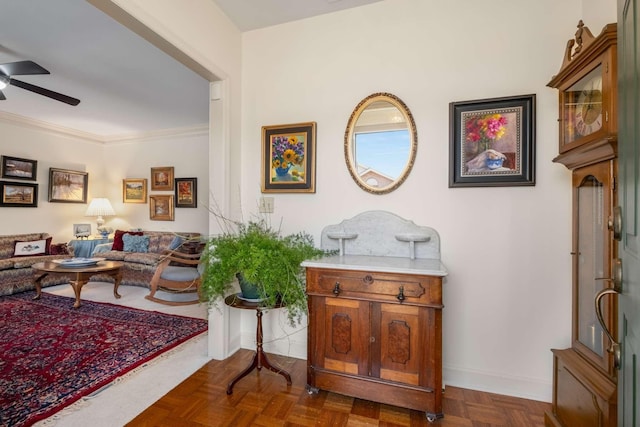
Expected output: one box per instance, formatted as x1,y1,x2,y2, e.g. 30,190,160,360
0,0,382,141
213,0,383,32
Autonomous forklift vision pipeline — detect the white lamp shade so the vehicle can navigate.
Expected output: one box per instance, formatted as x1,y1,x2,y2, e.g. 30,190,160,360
85,198,115,217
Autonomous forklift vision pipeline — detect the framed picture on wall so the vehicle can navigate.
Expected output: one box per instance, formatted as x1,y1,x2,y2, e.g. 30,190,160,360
261,122,316,193
1,156,38,181
150,195,174,221
123,178,147,203
73,224,91,238
48,168,88,203
175,177,197,208
150,167,174,191
0,181,38,207
449,94,536,187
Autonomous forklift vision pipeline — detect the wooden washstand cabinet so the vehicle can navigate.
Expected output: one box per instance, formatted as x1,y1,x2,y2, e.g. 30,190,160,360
302,211,447,422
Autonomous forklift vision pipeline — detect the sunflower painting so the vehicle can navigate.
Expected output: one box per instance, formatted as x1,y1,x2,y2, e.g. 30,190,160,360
262,122,316,193
270,134,306,182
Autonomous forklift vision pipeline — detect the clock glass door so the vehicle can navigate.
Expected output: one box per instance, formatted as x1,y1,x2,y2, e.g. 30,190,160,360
573,161,615,375
563,64,604,149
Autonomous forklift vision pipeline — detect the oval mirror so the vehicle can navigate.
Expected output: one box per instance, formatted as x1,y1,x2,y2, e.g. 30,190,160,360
344,92,417,194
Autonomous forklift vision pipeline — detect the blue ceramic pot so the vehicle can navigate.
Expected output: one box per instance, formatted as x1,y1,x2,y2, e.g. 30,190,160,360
236,273,261,300
275,165,291,177
486,157,504,170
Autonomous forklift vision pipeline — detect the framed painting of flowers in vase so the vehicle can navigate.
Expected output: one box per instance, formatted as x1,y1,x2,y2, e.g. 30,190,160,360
449,94,536,187
261,122,316,193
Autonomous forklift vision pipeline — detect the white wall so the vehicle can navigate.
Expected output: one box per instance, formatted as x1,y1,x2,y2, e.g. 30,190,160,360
237,0,602,402
583,0,617,31
0,121,103,240
0,0,619,405
0,120,210,239
103,132,210,234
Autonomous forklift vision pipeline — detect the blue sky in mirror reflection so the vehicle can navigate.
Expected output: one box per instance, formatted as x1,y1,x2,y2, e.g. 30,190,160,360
355,130,410,178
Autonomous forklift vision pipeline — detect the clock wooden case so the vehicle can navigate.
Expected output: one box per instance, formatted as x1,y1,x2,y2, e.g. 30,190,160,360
545,22,618,427
547,21,617,169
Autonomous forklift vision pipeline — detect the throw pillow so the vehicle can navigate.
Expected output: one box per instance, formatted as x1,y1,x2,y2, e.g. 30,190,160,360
49,243,70,255
112,229,144,251
13,237,52,257
122,233,150,253
169,235,184,250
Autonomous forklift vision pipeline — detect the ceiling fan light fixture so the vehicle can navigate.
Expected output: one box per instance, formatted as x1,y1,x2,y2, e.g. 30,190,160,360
0,75,8,90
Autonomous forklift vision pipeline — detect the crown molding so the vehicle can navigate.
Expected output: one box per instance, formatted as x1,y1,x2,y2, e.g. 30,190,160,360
0,111,104,142
0,111,208,143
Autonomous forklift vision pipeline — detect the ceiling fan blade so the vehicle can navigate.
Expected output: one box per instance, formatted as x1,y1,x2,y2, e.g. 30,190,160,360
0,60,49,76
10,78,80,106
0,90,5,101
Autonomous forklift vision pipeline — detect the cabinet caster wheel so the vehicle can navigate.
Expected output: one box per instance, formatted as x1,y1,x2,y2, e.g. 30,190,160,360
306,384,319,395
425,412,443,423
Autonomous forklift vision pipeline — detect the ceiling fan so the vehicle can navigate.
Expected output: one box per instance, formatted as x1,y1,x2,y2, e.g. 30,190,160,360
0,60,80,106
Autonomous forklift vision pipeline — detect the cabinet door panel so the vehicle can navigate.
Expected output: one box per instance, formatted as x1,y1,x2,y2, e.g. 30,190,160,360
322,298,369,376
376,303,422,385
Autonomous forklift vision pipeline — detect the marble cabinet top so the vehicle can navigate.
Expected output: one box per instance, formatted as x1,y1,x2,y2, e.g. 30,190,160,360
301,254,447,277
306,211,448,277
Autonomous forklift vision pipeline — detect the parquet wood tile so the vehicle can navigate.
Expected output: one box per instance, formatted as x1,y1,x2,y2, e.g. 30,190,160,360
127,349,550,426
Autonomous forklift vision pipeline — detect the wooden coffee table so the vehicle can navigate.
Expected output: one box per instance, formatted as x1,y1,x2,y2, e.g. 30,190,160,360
32,260,124,308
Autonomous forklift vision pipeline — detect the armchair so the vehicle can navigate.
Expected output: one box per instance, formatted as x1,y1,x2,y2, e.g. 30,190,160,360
145,250,202,306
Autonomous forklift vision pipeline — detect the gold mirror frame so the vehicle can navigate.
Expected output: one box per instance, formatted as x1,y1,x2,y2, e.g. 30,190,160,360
344,92,417,194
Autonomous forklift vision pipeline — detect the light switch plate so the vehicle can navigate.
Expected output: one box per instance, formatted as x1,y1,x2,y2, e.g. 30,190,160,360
258,197,274,213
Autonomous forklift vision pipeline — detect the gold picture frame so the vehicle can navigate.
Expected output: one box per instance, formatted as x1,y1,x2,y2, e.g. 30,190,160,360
150,167,174,191
123,178,147,203
261,122,316,193
149,195,174,221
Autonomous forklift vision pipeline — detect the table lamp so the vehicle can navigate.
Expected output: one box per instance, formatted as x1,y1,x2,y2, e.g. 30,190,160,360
85,198,115,234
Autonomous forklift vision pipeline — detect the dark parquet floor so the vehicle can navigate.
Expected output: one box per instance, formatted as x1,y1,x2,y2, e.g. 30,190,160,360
127,349,550,426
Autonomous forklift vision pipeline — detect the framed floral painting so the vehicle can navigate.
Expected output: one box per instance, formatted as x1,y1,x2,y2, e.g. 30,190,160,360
150,195,174,221
449,94,536,187
261,122,316,193
150,167,174,191
175,177,197,208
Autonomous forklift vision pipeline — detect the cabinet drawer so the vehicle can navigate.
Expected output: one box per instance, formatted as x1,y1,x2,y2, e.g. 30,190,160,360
306,268,442,305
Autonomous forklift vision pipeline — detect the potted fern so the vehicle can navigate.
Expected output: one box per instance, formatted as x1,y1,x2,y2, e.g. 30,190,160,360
199,219,330,326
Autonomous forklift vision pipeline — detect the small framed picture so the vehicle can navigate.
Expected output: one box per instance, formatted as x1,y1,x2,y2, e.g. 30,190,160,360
73,223,91,238
1,156,38,181
175,177,197,208
449,94,536,187
150,194,174,221
261,122,316,193
123,178,147,203
150,167,174,191
48,168,88,203
0,181,38,207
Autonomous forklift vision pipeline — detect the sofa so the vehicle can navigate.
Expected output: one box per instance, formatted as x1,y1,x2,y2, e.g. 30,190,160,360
0,233,73,296
91,230,202,289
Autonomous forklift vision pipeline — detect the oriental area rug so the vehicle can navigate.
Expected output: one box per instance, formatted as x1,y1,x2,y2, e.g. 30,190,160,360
0,292,208,427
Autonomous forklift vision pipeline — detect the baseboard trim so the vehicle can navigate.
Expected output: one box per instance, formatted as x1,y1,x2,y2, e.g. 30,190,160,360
238,332,551,402
443,365,552,403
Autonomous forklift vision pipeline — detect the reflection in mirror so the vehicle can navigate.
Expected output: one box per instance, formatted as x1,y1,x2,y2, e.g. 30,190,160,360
345,93,417,194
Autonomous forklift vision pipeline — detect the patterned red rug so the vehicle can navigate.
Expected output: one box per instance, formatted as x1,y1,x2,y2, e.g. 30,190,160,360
0,291,208,427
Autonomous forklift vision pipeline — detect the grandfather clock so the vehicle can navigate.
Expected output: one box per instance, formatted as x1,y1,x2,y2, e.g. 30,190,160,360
545,21,619,427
